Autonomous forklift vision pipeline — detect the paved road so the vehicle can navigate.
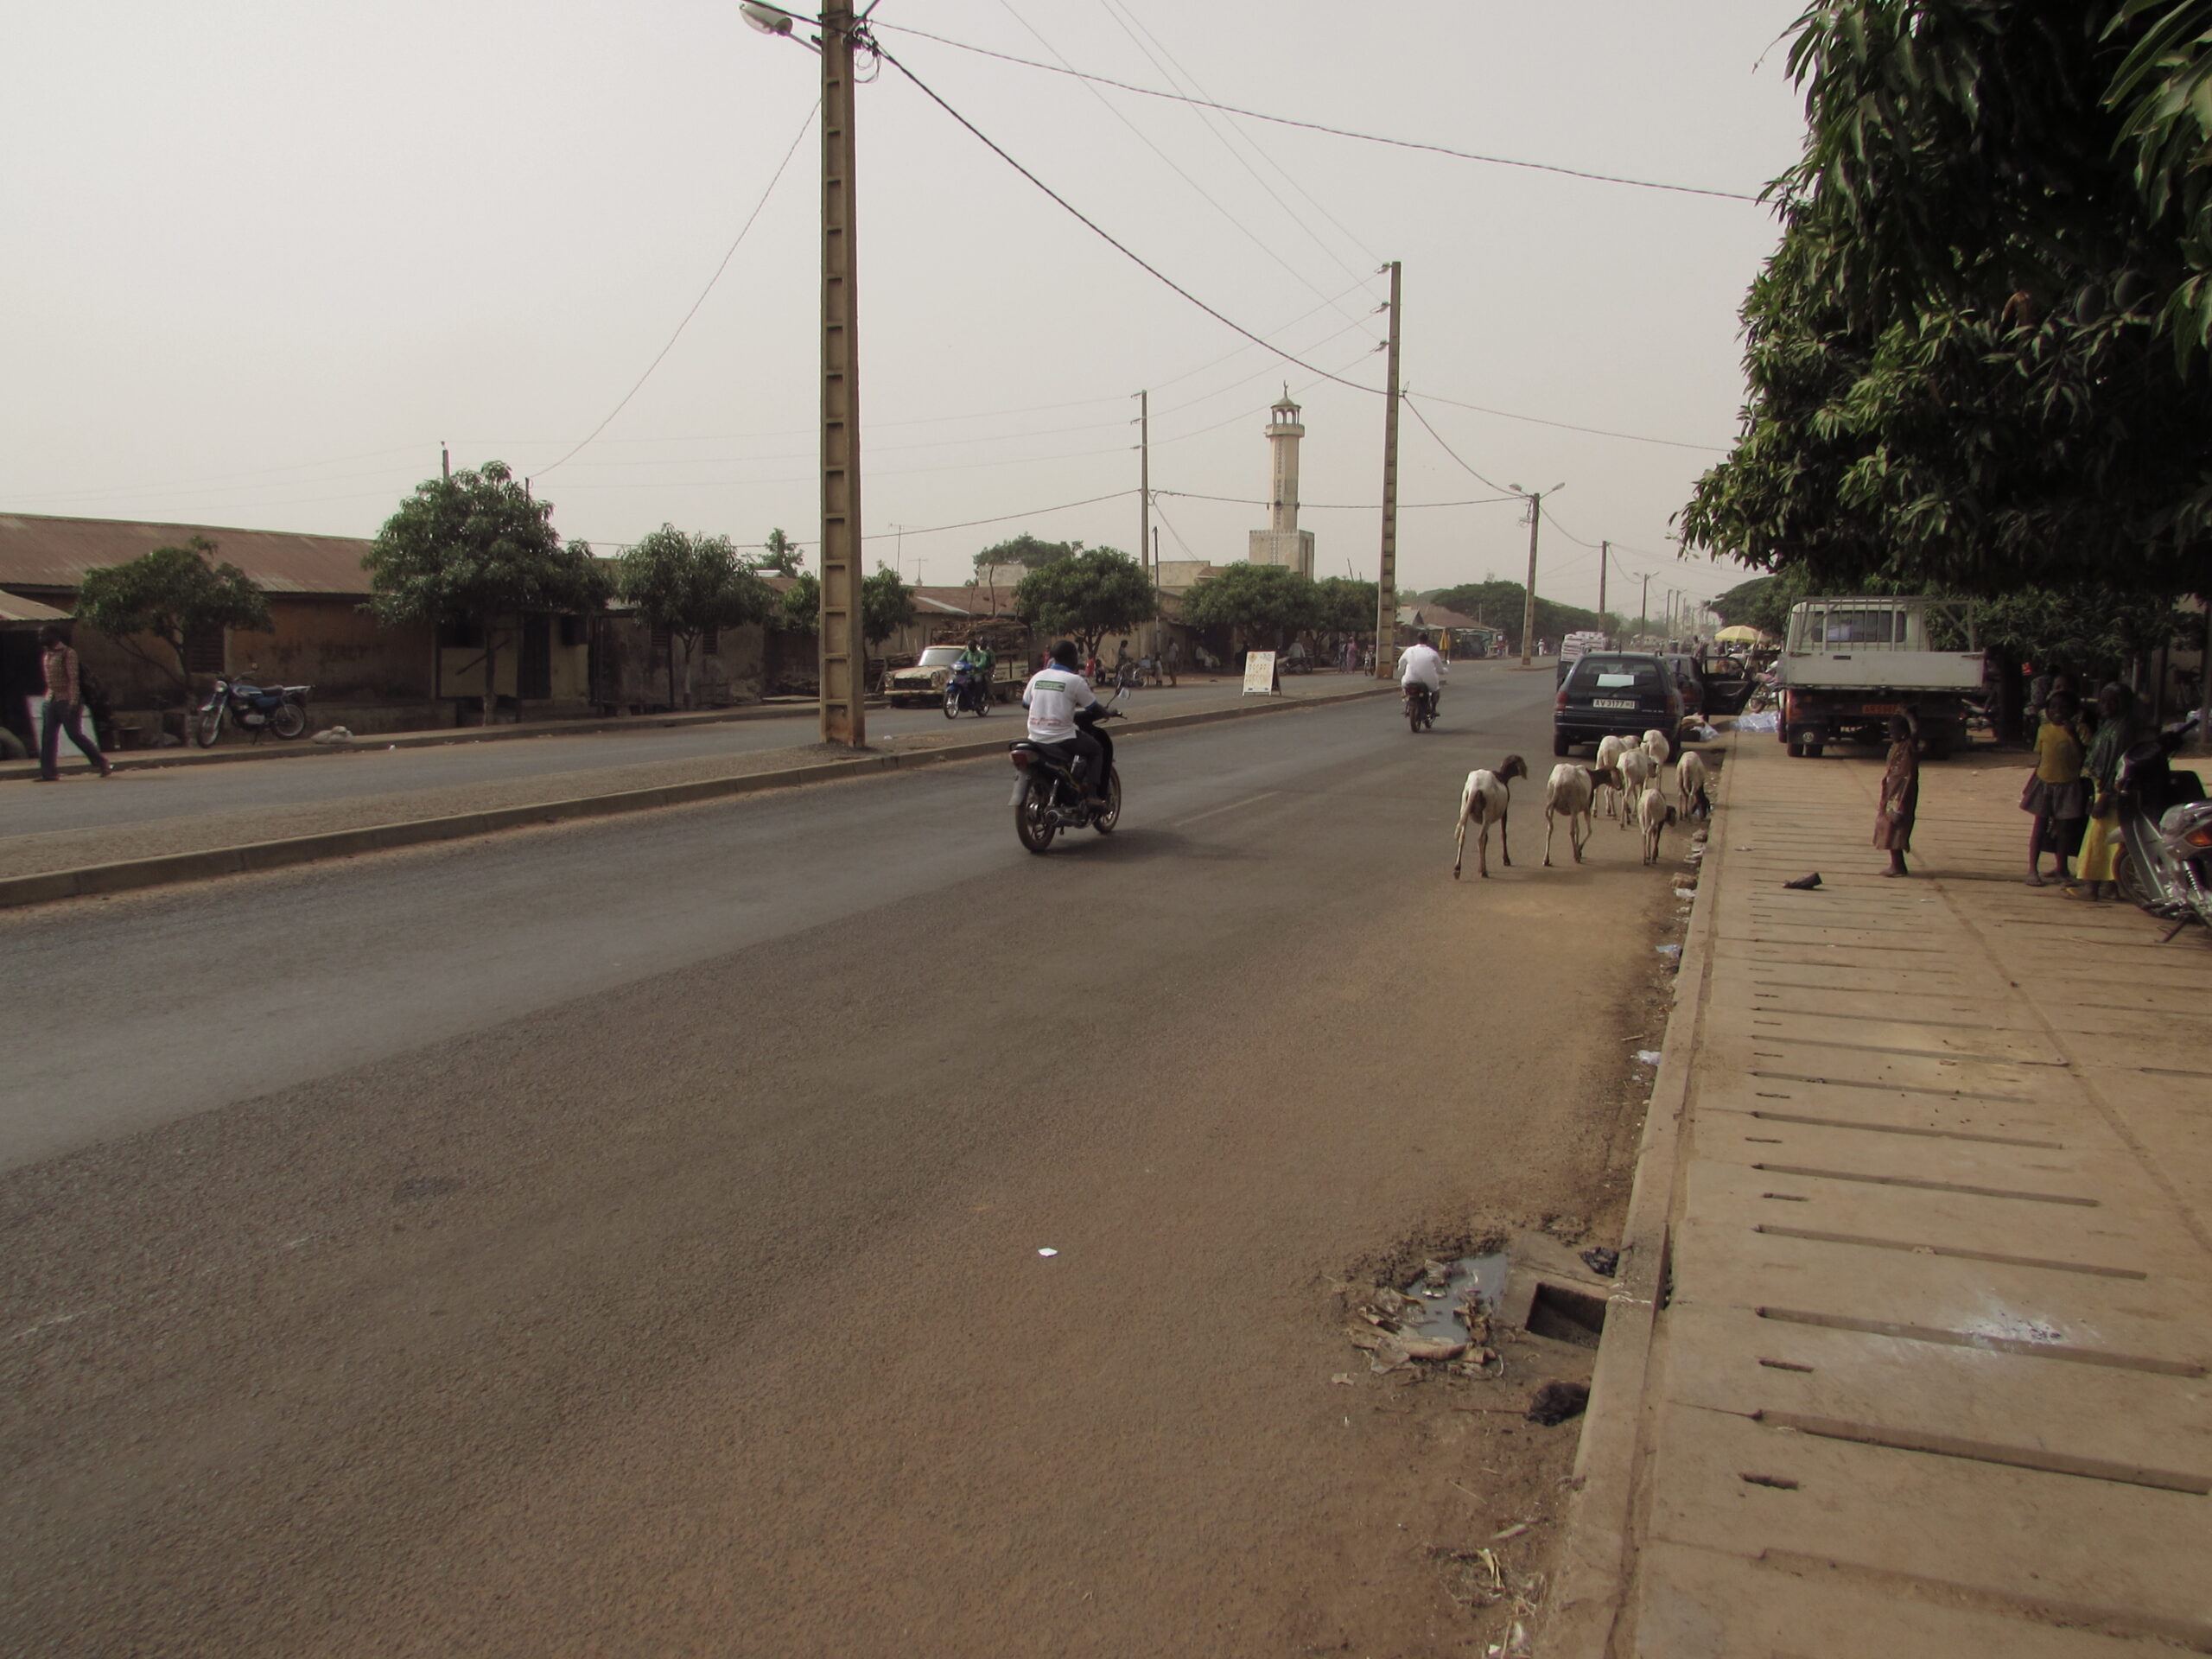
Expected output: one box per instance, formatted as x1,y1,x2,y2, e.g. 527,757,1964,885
4,680,1279,836
1,671,1685,1656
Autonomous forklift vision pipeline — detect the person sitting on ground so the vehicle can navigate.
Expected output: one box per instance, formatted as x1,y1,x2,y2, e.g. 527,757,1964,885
1021,639,1109,807
1399,632,1446,714
2069,683,2140,901
2023,689,2088,887
1873,713,1918,877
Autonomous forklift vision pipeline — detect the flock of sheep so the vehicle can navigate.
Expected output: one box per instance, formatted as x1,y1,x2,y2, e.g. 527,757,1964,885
1452,729,1710,880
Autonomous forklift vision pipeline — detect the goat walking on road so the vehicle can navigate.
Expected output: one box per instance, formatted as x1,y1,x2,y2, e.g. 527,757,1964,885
1542,764,1599,866
1639,785,1678,865
1676,749,1710,821
1594,734,1630,817
1642,728,1672,770
1452,754,1529,880
1618,748,1659,829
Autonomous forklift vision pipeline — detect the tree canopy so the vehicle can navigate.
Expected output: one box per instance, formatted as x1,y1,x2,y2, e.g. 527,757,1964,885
861,564,917,646
365,461,610,720
1680,2,2212,598
1013,547,1153,657
617,525,775,707
1426,581,1613,650
1179,562,1319,643
976,533,1079,573
1313,575,1379,638
755,528,805,577
74,535,273,702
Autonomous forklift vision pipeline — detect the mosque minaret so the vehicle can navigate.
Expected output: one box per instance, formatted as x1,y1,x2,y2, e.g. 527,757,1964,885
1246,388,1316,578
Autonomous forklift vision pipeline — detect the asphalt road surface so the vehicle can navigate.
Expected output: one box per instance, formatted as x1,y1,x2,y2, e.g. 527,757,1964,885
2,670,1682,1656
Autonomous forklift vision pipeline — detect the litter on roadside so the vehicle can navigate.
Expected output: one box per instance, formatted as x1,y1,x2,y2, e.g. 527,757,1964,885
1674,888,1696,900
1036,1248,1058,1257
1783,872,1822,890
1656,944,1681,957
1580,1247,1620,1277
1526,1381,1590,1425
1633,1050,1663,1066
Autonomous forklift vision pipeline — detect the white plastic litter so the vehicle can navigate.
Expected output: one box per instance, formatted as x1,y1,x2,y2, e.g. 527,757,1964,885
1656,944,1682,957
1634,1050,1663,1065
1737,711,1780,732
1037,1248,1058,1257
1674,888,1696,900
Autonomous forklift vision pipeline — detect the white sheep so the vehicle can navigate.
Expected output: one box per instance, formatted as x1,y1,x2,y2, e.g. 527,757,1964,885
1642,728,1672,770
1618,747,1659,829
1593,734,1631,817
1676,749,1710,820
1542,764,1597,866
1639,784,1677,864
1452,753,1529,880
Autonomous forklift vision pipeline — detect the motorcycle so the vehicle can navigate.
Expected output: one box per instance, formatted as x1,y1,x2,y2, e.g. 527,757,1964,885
195,677,312,747
1007,690,1127,854
2113,728,2212,939
944,661,992,719
1404,682,1437,734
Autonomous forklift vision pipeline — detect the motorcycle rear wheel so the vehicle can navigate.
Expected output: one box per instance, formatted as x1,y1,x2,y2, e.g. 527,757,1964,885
1015,777,1058,855
194,706,224,748
2115,844,2152,910
1092,767,1122,833
271,701,308,740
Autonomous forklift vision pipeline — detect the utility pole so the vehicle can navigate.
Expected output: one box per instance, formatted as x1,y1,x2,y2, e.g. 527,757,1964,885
1373,260,1402,679
1517,493,1544,667
441,443,450,483
1152,524,1163,660
817,0,865,747
1637,573,1653,645
1597,540,1609,639
1137,390,1154,657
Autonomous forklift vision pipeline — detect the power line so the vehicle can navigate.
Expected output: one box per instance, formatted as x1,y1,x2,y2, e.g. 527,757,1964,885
535,101,817,479
875,41,1384,396
1407,389,1729,454
873,20,1765,204
1402,397,1515,494
1156,489,1519,511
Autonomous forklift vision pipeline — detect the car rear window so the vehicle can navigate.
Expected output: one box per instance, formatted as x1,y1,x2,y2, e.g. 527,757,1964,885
1570,658,1661,692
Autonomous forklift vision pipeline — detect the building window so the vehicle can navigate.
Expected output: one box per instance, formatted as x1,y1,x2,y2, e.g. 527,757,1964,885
650,624,671,669
184,624,226,674
558,613,588,648
702,627,720,658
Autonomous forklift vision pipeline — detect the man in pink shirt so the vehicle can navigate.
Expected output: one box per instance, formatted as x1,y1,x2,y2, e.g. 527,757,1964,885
35,625,113,781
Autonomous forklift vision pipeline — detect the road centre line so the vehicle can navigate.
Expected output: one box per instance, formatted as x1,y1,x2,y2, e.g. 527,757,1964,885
1173,791,1281,829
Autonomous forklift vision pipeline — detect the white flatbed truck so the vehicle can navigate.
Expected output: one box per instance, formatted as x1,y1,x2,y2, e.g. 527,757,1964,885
1777,596,1985,759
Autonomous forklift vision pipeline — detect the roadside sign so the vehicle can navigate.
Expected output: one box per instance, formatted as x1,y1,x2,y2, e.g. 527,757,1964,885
1243,652,1280,696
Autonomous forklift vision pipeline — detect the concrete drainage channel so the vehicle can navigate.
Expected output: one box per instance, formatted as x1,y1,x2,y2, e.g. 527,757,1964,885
0,684,1395,911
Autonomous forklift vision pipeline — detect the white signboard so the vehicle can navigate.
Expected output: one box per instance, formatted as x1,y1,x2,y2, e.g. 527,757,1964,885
1242,651,1280,696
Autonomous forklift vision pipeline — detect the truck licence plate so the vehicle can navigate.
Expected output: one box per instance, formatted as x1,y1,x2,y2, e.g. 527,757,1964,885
1592,698,1637,710
1859,702,1903,715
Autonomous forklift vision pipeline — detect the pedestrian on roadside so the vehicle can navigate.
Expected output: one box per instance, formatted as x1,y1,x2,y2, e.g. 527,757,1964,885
2022,689,2088,886
2069,683,2140,902
1873,713,1918,876
35,625,114,783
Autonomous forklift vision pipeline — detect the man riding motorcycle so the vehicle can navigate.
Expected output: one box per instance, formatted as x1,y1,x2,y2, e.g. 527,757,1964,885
1021,639,1111,806
1400,632,1446,717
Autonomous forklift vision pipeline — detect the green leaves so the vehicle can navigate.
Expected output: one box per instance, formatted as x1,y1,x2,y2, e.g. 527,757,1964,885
365,461,608,628
617,525,773,639
75,534,273,695
1179,562,1319,638
1012,547,1153,655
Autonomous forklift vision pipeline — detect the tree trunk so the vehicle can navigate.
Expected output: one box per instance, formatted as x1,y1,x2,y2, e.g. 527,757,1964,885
482,612,499,726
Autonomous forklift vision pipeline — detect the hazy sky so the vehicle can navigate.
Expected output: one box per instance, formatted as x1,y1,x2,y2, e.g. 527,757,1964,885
3,2,1807,620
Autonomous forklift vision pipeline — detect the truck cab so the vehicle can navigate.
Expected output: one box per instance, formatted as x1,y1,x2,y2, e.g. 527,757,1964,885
1777,596,1985,758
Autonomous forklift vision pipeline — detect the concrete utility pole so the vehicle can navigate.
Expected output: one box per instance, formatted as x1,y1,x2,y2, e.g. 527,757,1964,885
1638,573,1653,646
1373,260,1402,679
1518,493,1544,667
1597,540,1609,639
1137,390,1153,656
817,0,865,747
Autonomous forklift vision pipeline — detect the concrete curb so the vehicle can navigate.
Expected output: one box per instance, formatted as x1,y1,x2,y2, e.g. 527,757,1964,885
1541,732,1737,1658
0,684,1393,910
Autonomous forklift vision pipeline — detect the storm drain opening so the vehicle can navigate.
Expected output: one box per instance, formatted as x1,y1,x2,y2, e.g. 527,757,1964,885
1525,1282,1609,1349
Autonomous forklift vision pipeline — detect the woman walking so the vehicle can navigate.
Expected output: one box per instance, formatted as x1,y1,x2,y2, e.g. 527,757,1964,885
2023,690,2088,886
2069,683,2140,901
1874,714,1919,876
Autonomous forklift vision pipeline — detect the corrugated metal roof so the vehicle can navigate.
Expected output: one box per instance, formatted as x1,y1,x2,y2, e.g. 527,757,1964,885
0,512,378,596
0,590,69,623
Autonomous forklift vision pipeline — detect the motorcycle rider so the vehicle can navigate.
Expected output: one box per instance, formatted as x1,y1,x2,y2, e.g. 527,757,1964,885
1022,639,1110,807
1400,631,1446,717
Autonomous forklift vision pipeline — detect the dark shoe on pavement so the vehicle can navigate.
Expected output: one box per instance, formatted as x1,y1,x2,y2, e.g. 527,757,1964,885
1783,872,1822,890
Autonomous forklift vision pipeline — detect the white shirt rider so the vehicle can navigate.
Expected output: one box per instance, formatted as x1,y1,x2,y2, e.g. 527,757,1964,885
1021,663,1102,743
1399,640,1447,691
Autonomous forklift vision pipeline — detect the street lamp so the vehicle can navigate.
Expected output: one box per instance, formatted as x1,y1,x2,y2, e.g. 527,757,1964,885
747,0,870,747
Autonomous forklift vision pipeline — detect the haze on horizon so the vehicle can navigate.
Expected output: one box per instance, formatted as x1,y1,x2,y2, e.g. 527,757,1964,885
1,1,1807,619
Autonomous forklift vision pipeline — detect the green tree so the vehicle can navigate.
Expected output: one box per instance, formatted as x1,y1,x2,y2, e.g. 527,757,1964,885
1313,576,1378,639
73,534,273,705
1708,573,1806,639
1427,580,1610,652
1180,563,1319,649
1013,547,1154,659
862,563,917,647
617,524,775,709
776,570,821,633
755,528,805,577
365,461,610,723
976,533,1079,573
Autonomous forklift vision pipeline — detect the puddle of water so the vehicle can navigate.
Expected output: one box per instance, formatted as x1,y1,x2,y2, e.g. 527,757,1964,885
1400,1250,1511,1343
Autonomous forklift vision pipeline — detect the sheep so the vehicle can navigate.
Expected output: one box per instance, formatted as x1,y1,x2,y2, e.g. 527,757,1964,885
1452,754,1529,880
1593,734,1631,817
1618,747,1659,829
1639,785,1678,864
1642,728,1672,770
1543,764,1597,866
1676,749,1710,820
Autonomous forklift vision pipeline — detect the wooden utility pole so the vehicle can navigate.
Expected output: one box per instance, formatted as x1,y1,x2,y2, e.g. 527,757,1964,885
1517,493,1543,667
1374,260,1402,679
817,0,865,747
1597,540,1609,639
1137,389,1154,657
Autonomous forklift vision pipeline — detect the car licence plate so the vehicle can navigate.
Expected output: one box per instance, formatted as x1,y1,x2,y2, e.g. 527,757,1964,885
1592,698,1637,709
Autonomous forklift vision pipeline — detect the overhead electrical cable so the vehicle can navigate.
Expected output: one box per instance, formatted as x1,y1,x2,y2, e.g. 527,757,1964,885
1402,397,1516,494
1157,490,1518,511
534,100,818,480
872,20,1764,203
1407,389,1729,454
874,42,1385,395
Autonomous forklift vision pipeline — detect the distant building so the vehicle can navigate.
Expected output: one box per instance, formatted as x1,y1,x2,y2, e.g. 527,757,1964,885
1246,390,1315,579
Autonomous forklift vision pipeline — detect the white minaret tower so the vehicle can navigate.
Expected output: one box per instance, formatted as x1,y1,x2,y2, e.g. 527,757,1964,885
1247,387,1316,577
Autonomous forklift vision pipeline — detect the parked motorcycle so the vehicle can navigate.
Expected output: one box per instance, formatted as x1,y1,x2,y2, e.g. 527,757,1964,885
944,662,991,719
1405,683,1437,734
2113,727,2212,938
194,677,312,747
1007,691,1126,854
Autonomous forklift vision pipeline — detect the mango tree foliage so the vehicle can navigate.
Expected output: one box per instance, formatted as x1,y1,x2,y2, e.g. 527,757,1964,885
617,525,775,708
1013,547,1153,658
74,535,272,703
1179,563,1318,647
